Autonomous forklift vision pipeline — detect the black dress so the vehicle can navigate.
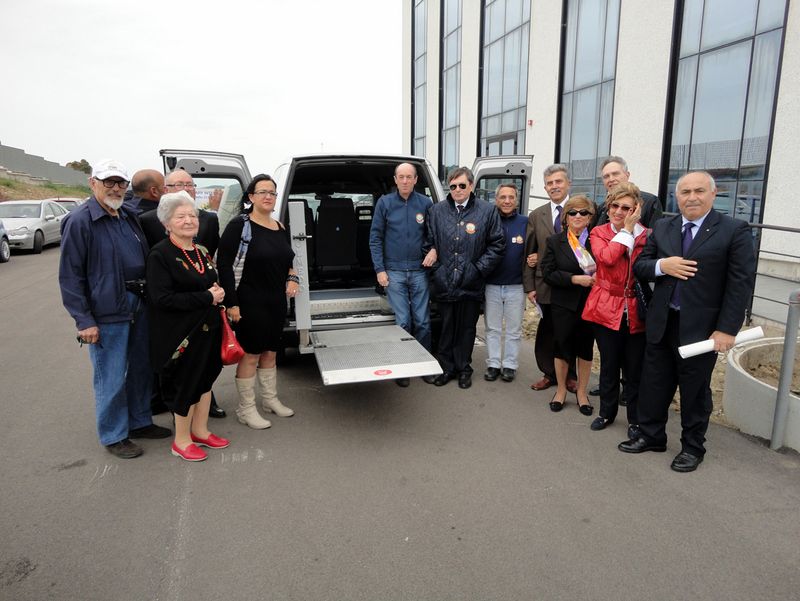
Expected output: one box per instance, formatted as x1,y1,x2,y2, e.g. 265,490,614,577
146,239,223,417
217,215,295,354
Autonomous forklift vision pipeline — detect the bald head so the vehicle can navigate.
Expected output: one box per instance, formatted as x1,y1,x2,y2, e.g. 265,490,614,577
165,169,197,200
131,169,165,202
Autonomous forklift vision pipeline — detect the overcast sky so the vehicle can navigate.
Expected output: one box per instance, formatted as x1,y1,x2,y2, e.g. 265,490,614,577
0,0,403,177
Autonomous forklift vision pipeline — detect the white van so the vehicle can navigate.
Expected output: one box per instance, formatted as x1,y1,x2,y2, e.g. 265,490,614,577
160,150,533,385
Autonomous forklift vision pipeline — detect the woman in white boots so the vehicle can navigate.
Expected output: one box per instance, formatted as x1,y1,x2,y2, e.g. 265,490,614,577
217,174,298,429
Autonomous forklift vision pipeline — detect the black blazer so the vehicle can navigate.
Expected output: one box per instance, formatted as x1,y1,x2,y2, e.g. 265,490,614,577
633,209,755,346
140,209,220,257
540,230,594,313
596,190,663,228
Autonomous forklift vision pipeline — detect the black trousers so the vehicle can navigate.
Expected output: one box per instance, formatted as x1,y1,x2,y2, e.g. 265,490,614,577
638,310,716,456
437,299,482,376
593,316,645,425
534,303,556,380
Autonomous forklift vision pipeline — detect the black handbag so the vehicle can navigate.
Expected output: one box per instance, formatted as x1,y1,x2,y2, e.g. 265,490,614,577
633,278,652,322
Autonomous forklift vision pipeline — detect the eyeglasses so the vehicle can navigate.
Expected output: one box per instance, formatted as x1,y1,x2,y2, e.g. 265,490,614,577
165,182,196,190
609,203,633,212
98,179,129,189
566,209,593,217
252,190,278,198
449,183,468,190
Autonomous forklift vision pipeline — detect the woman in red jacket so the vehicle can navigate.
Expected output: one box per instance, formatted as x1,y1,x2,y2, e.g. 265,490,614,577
582,183,649,437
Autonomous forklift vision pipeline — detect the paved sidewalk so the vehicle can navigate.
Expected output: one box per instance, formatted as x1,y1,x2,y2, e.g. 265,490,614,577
1,249,799,601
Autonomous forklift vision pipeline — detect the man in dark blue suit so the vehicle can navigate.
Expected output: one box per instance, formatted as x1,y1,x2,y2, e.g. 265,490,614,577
619,171,755,472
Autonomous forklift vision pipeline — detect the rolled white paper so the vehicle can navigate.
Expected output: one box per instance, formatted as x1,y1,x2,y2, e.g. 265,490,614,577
678,326,764,359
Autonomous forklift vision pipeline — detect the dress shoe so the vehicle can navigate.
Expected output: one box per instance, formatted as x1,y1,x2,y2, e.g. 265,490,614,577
484,367,501,382
395,377,410,387
589,386,600,397
590,416,613,431
171,442,207,462
670,451,703,473
577,398,594,416
549,393,566,412
434,373,454,386
191,432,230,449
105,439,143,459
627,424,641,440
501,368,515,382
422,375,438,384
209,398,226,419
458,373,472,389
618,436,667,454
566,379,578,394
530,376,553,391
129,424,172,439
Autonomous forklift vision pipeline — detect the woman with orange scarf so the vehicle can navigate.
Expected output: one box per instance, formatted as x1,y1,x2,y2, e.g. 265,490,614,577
540,194,596,415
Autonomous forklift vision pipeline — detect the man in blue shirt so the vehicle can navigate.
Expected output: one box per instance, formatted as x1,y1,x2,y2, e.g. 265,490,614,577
369,162,434,387
59,159,170,458
484,183,528,383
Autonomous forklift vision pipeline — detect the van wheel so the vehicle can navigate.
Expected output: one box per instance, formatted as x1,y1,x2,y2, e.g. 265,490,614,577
0,238,10,263
32,231,44,254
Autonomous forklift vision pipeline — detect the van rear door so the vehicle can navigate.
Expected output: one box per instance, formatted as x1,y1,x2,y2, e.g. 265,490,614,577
159,149,251,231
471,155,534,213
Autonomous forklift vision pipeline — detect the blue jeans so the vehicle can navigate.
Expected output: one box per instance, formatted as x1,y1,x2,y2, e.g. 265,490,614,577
386,269,432,351
88,292,153,446
483,284,525,370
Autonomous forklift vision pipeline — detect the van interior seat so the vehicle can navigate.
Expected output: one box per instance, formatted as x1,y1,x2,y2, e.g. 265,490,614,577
314,197,358,277
355,205,374,271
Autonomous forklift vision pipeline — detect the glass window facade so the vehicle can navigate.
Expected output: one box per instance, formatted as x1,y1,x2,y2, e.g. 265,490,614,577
559,0,621,202
440,0,462,179
479,0,530,158
413,0,427,156
666,0,787,221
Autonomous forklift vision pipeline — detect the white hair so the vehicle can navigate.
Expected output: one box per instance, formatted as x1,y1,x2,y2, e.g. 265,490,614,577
157,191,197,226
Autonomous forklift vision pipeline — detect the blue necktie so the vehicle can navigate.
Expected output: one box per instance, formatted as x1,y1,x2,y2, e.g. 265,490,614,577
554,205,562,233
671,222,695,309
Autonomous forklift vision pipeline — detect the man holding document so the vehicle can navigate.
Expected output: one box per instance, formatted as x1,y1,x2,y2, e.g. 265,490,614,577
618,171,755,472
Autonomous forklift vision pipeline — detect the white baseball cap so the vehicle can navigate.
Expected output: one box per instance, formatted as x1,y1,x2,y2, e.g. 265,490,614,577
92,159,130,181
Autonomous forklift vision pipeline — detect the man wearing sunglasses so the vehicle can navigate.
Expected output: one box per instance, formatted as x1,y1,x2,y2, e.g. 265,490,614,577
422,167,504,389
138,169,226,419
59,159,171,459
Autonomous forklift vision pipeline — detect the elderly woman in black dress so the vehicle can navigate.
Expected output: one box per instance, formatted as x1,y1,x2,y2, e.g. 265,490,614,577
217,174,299,429
146,191,228,462
540,194,597,416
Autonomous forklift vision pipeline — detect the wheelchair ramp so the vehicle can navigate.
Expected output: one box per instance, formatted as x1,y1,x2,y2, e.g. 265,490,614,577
311,325,442,385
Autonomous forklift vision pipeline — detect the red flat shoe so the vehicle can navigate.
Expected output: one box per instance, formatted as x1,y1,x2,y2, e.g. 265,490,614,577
530,377,553,391
566,379,578,394
191,433,230,449
171,442,208,462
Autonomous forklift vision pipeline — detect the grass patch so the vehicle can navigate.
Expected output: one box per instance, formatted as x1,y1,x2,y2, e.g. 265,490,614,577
0,178,20,189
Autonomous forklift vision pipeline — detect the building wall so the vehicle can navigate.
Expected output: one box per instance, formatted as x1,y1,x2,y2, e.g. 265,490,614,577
0,143,88,186
611,0,675,194
458,0,482,168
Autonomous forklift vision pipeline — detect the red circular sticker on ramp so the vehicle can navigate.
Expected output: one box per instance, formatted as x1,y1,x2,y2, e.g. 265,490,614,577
374,369,393,376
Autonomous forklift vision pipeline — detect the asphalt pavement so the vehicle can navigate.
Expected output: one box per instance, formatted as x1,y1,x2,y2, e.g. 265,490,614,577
1,248,800,601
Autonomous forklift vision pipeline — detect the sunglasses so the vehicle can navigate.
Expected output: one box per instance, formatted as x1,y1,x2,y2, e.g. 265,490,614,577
449,183,468,190
566,209,593,217
609,202,633,212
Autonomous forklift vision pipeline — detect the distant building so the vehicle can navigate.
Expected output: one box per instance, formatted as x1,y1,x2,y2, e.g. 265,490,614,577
402,0,799,265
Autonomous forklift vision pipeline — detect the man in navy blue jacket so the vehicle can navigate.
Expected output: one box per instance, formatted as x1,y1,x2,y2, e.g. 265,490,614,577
59,159,170,459
423,167,505,389
483,183,528,383
369,163,434,387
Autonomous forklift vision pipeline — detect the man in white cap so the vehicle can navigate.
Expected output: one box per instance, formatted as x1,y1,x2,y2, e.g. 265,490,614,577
59,159,171,458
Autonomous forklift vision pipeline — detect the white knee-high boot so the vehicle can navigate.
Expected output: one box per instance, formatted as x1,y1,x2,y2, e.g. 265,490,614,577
256,367,294,417
235,376,271,429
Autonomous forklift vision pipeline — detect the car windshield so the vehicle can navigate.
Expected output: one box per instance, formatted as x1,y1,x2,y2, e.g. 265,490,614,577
59,201,79,211
0,204,39,218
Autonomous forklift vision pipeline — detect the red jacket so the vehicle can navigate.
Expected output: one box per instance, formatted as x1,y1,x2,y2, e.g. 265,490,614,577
582,223,648,333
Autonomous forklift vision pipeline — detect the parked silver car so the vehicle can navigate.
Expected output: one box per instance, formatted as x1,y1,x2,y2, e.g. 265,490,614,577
0,220,10,263
0,199,69,253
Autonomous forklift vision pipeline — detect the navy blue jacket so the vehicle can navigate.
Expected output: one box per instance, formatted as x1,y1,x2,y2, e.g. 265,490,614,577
486,211,527,285
423,193,505,301
59,197,150,330
369,190,432,272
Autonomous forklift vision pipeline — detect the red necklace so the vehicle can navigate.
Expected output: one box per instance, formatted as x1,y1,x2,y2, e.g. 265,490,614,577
170,236,206,274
